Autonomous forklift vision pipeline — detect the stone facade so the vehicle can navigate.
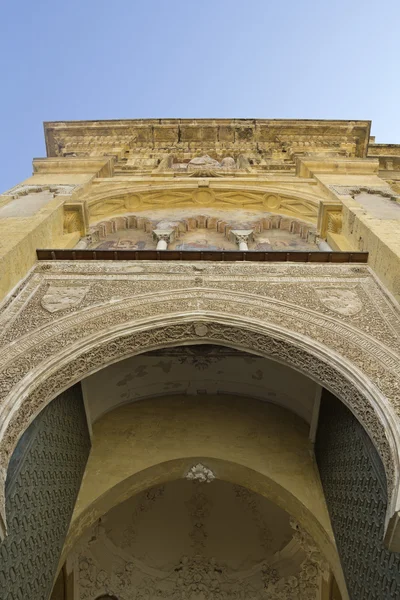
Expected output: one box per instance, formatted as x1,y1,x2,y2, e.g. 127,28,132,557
1,118,400,600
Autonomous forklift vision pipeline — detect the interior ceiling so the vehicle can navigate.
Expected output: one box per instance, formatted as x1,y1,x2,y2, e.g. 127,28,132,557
72,479,326,600
82,345,318,425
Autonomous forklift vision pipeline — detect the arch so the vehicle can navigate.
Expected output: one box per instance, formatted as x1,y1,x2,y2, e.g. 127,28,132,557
62,392,348,598
86,211,315,249
82,182,320,224
0,289,399,548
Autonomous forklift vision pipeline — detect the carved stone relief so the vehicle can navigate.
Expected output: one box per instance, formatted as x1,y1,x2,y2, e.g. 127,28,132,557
41,283,91,313
71,479,327,600
0,261,399,537
86,188,319,222
0,384,90,600
2,183,79,198
314,288,363,316
316,390,400,598
186,464,216,483
156,153,252,176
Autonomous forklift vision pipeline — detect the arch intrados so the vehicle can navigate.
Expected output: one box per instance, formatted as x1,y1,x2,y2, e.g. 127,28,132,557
0,304,399,546
1,307,397,479
63,456,343,590
88,212,314,245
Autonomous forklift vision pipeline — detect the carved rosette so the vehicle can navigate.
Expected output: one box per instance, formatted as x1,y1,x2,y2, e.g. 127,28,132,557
186,463,216,483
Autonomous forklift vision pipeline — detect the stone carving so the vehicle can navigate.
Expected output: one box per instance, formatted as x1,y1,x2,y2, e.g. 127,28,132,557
41,284,90,313
156,154,174,171
162,154,252,177
3,183,78,198
186,463,216,484
75,526,324,600
231,229,254,250
0,384,90,600
0,262,399,536
86,212,317,248
46,119,368,162
194,323,209,337
153,229,174,250
316,390,400,599
189,155,221,167
64,209,82,234
315,288,363,316
326,210,343,234
173,555,223,597
83,185,319,221
173,346,225,370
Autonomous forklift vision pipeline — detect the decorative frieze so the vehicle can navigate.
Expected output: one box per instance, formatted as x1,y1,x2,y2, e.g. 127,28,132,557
0,260,399,543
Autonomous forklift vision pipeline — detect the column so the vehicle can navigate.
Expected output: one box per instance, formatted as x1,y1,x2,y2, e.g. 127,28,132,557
316,237,333,251
153,229,174,250
231,230,253,251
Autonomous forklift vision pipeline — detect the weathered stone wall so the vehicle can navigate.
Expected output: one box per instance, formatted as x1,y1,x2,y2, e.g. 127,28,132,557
0,384,90,600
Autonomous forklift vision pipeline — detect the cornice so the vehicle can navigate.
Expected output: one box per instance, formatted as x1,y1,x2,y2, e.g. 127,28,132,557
43,119,371,159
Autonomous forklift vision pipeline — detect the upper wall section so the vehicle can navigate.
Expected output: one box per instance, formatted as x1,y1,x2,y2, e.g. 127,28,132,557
43,119,372,173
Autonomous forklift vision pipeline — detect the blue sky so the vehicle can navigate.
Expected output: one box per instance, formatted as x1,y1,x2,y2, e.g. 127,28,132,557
0,0,399,191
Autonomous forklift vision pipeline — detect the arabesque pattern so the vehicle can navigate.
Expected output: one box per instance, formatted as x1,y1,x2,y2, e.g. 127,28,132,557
0,261,399,541
316,391,400,599
0,384,90,600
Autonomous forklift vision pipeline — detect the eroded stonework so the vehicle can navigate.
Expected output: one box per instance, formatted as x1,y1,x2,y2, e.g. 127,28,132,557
0,260,399,539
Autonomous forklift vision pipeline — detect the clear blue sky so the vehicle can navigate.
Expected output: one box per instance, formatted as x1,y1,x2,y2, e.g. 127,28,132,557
0,0,399,192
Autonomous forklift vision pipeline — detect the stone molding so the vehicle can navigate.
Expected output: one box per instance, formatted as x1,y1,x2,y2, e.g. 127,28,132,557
85,183,321,223
0,261,399,548
2,183,79,198
44,119,371,159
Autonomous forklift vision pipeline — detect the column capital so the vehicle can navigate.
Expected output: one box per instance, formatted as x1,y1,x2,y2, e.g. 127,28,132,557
231,229,253,250
153,229,174,250
153,229,174,243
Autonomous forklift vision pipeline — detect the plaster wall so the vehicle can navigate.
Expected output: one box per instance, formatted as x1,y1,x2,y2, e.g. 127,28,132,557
82,347,317,424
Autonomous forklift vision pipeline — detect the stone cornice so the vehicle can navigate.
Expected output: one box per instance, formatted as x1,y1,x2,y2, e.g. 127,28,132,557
43,119,371,159
32,156,114,177
296,157,380,178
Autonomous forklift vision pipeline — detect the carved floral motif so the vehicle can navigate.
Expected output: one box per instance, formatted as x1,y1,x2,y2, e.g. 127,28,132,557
0,261,399,534
186,464,216,484
76,529,325,600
